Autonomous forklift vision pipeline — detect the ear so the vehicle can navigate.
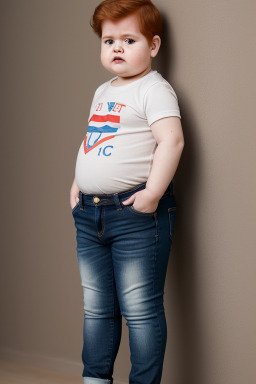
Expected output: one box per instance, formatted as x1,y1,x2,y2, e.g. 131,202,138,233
150,35,161,58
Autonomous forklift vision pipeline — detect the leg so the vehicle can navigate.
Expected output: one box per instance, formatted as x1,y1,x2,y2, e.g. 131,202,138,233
73,207,122,384
111,195,175,384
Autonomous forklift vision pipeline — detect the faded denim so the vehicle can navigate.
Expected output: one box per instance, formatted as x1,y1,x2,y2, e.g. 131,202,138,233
72,181,177,384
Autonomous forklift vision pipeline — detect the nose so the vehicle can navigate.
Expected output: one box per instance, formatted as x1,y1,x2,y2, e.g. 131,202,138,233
113,40,124,52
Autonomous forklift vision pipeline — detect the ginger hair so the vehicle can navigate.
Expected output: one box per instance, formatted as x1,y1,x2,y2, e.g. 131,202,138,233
90,0,163,46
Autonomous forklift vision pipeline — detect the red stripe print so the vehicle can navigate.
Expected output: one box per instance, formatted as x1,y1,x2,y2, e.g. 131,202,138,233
89,114,120,123
83,135,116,154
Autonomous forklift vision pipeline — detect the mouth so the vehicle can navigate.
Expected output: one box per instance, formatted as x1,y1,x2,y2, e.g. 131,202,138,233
113,57,124,63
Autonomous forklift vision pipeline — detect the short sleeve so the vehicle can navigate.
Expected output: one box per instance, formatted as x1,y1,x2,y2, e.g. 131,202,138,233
143,81,181,126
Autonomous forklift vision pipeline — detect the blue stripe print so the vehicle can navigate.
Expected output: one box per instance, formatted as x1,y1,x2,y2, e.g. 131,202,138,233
88,125,118,133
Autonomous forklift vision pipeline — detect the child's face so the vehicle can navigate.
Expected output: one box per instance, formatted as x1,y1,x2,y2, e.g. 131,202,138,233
100,13,159,84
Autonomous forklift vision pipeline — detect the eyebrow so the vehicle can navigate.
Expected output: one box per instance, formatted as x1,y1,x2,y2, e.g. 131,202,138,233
102,33,139,39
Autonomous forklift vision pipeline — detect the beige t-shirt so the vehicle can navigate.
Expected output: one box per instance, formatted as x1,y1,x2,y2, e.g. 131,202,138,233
74,70,181,194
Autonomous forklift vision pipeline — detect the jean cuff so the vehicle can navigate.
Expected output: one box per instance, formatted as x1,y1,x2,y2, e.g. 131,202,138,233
83,377,113,384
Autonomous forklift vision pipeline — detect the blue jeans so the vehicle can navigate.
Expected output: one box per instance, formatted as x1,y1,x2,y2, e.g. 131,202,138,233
72,181,177,384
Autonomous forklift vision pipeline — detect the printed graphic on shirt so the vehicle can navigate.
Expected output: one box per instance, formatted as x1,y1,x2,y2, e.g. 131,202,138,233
83,102,126,157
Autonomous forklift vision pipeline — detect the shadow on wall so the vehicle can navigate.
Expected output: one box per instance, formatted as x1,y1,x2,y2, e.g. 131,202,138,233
155,13,205,384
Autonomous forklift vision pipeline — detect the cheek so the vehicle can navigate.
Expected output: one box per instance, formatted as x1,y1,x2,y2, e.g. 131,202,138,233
101,48,112,62
100,50,106,63
132,50,149,66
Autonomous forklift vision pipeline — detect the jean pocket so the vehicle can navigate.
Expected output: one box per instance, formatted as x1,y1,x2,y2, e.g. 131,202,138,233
127,204,156,216
71,202,80,214
168,206,176,241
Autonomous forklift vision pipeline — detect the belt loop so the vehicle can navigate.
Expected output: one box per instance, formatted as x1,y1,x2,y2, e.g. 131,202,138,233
79,191,83,210
113,192,122,210
169,181,173,196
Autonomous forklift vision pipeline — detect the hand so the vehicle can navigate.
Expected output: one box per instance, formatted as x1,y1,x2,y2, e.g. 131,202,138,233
70,178,80,210
122,188,159,213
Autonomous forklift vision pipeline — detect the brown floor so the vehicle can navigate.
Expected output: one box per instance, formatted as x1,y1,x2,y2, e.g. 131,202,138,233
0,360,82,384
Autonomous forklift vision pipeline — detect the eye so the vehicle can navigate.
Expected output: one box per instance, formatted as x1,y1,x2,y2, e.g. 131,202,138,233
125,38,135,45
104,39,113,45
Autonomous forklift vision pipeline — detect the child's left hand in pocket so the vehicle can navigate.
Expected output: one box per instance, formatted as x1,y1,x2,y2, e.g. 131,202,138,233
122,188,159,213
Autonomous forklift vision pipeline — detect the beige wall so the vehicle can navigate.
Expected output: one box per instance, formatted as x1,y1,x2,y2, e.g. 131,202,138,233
0,1,255,383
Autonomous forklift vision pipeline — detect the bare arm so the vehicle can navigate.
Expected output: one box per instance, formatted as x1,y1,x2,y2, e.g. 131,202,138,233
122,116,184,212
70,177,80,209
146,116,184,199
